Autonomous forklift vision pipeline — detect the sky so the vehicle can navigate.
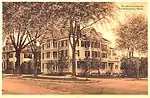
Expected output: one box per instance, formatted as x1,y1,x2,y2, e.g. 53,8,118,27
93,2,147,48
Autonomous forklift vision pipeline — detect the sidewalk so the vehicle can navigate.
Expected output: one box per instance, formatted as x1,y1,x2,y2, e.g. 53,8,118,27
2,74,89,81
2,73,147,81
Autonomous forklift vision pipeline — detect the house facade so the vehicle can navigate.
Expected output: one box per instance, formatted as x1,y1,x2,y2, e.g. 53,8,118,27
2,37,33,73
41,28,121,75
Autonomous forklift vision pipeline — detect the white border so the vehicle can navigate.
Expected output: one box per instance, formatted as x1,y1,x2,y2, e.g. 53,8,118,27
1,0,149,98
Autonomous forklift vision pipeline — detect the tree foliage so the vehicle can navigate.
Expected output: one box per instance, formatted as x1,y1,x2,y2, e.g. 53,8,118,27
51,2,118,77
115,14,148,55
120,56,147,78
3,2,118,76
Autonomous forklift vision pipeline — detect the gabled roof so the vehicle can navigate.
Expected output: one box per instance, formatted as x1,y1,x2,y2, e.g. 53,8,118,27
81,27,102,40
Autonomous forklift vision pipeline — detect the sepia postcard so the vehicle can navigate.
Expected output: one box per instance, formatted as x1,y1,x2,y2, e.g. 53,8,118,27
1,0,148,96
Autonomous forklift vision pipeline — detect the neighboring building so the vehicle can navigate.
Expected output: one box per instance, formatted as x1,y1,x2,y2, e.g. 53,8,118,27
2,37,33,73
41,28,121,75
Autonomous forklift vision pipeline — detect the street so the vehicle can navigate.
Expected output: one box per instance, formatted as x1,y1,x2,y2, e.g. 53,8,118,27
2,75,148,94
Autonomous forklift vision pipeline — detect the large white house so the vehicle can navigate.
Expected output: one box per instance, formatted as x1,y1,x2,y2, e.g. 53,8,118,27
41,28,121,75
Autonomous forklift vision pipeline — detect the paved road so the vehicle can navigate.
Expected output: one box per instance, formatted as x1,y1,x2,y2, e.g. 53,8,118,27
2,74,148,94
2,77,68,94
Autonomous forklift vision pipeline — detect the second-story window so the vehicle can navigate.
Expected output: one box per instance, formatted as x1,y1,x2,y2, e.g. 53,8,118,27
58,41,60,48
10,46,13,50
92,51,98,57
91,41,94,48
85,51,90,57
42,44,44,50
47,43,50,48
3,47,5,51
101,44,107,51
94,42,97,48
97,42,100,48
76,40,79,46
9,53,13,58
42,53,44,59
47,52,51,58
98,52,100,57
81,41,85,47
58,51,62,57
63,50,68,57
102,53,107,58
24,53,32,58
3,54,5,59
53,40,57,48
76,50,80,56
85,41,90,48
64,40,67,46
61,40,64,47
53,51,57,58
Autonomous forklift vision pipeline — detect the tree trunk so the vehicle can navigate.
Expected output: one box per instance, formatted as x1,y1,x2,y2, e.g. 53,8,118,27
33,52,38,77
15,51,21,75
72,46,76,78
6,52,9,71
98,68,100,75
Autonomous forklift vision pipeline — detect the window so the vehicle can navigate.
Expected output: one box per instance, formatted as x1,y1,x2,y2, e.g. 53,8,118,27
85,51,90,57
24,53,32,58
42,64,44,70
61,40,64,47
102,53,107,58
3,47,5,51
63,50,67,57
76,40,79,46
42,53,44,59
94,42,97,48
98,52,100,57
101,44,107,51
58,41,61,48
101,62,107,69
53,66,55,70
42,44,44,50
81,41,85,47
64,40,67,46
47,43,50,48
3,54,5,59
115,65,118,69
92,51,98,57
53,51,57,58
76,50,80,56
85,41,90,48
47,39,51,42
10,46,13,50
8,53,13,58
58,51,62,57
109,63,113,70
91,42,94,48
91,41,97,48
97,42,100,48
47,52,51,58
112,50,117,55
53,40,57,48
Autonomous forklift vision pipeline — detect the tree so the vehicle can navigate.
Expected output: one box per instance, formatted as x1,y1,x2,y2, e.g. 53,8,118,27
3,2,41,74
26,3,60,77
139,57,148,77
3,2,58,75
115,14,148,57
115,14,147,79
51,2,118,78
57,56,69,75
120,57,142,79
